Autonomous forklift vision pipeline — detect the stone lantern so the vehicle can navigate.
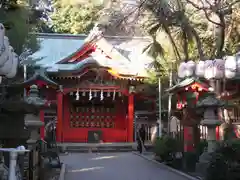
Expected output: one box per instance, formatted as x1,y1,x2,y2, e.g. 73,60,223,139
197,93,224,152
196,92,224,175
24,84,46,180
24,84,46,148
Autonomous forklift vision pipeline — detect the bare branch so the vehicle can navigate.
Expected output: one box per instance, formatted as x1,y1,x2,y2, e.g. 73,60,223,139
188,23,205,60
183,32,189,60
184,0,208,10
185,0,222,26
203,9,222,26
114,0,148,29
215,13,225,57
222,0,240,9
205,0,214,7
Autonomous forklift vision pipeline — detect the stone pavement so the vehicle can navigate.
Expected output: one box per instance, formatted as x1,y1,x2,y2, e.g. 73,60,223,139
133,152,201,180
60,152,197,180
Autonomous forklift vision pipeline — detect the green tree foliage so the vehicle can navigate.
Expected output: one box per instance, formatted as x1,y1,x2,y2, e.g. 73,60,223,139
0,0,39,55
140,0,240,77
0,0,41,85
106,0,240,79
50,0,102,34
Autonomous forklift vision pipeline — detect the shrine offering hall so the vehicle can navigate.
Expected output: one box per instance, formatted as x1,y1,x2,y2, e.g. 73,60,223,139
24,31,151,143
59,90,133,143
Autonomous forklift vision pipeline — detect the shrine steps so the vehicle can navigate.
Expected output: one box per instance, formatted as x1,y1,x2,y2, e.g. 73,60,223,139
57,142,153,153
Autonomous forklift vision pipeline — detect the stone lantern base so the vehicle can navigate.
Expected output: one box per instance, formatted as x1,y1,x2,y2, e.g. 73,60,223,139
24,113,44,180
196,124,221,177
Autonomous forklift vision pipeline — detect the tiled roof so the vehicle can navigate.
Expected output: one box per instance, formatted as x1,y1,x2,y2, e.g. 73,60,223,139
165,77,210,93
22,69,58,87
27,34,86,67
23,33,152,77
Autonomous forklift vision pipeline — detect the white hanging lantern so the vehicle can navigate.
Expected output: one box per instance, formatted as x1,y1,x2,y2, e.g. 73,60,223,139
195,60,205,77
185,60,195,77
178,62,187,78
0,36,10,66
0,46,14,76
82,91,86,96
236,52,240,73
0,23,5,49
0,53,13,75
225,56,236,79
100,90,104,100
213,59,225,79
89,89,92,100
113,90,116,100
75,89,80,100
6,52,18,78
204,60,214,79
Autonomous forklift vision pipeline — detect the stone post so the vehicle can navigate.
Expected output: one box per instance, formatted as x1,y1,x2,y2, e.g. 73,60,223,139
25,114,44,147
25,114,44,180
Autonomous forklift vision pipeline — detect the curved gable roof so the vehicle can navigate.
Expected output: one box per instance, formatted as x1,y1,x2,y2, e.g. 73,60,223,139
23,32,152,78
26,33,86,67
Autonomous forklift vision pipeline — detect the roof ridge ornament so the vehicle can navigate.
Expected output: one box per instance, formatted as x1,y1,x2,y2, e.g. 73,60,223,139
85,24,103,43
22,67,58,87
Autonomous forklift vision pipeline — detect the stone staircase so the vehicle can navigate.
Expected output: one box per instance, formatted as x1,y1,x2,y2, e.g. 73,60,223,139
57,142,153,153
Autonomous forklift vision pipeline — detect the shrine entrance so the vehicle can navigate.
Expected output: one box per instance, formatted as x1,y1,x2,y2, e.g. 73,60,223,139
61,90,130,143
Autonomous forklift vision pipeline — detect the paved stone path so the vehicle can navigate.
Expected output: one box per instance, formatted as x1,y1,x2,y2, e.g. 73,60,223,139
61,152,191,180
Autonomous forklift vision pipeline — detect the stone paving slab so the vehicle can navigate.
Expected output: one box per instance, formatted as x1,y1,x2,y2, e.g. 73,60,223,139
60,152,197,180
132,151,201,180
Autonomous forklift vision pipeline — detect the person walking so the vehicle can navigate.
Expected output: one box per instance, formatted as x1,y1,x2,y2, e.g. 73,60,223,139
137,124,146,153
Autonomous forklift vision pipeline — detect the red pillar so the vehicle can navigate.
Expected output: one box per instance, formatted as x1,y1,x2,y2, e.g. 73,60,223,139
40,110,45,139
128,94,134,142
216,126,220,140
184,126,194,152
56,92,63,142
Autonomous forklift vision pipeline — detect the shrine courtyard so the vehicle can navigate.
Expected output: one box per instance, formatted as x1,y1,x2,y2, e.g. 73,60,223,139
60,152,197,180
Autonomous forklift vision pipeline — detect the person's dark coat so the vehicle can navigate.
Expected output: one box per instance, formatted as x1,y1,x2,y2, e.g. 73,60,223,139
138,127,146,141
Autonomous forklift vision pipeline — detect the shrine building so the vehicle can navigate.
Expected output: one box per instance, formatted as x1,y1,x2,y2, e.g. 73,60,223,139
23,28,155,143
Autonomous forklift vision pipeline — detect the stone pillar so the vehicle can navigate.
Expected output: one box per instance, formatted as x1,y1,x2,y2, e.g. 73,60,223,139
25,113,44,180
25,114,44,146
207,126,217,153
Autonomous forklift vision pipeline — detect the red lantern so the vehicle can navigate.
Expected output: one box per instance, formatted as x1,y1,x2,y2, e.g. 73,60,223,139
191,84,196,90
177,102,184,109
